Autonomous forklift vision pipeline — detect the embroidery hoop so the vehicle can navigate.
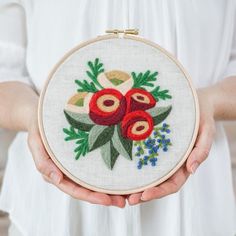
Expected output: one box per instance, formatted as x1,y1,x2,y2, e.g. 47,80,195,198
38,33,199,195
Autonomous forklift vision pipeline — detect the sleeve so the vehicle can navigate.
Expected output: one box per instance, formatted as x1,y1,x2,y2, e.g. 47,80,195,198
0,2,30,170
223,10,236,78
0,1,33,86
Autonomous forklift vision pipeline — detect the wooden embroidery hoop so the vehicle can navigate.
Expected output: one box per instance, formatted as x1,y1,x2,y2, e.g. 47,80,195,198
38,31,200,195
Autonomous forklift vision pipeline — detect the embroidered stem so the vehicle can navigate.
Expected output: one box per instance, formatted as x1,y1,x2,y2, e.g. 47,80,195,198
75,80,98,93
75,58,105,93
151,86,172,101
86,58,104,89
131,70,158,88
63,126,89,160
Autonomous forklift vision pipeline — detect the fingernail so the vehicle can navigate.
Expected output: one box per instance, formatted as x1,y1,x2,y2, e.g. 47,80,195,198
50,172,61,184
140,195,146,201
190,162,199,174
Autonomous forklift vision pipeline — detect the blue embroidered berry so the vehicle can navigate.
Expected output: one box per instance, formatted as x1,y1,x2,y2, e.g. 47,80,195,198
148,150,152,155
137,160,143,169
149,157,157,166
153,146,159,153
145,140,150,146
145,142,152,149
163,147,168,152
134,122,171,169
137,164,142,169
151,161,156,166
162,140,168,145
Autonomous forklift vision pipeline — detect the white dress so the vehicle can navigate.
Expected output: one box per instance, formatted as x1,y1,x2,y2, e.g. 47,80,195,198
0,1,236,235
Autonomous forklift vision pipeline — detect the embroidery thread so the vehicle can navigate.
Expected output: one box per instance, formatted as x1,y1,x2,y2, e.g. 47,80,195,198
63,58,172,170
134,123,172,169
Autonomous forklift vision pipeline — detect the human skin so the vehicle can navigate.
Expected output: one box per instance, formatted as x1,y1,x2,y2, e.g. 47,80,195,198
0,77,236,207
128,76,236,205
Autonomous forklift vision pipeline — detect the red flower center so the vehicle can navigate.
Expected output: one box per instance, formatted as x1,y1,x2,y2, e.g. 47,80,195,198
103,99,115,107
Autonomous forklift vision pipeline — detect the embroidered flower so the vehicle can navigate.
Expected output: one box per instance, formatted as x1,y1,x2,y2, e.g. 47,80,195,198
97,70,133,95
121,110,154,141
65,92,93,114
63,58,172,170
125,88,156,113
89,88,126,125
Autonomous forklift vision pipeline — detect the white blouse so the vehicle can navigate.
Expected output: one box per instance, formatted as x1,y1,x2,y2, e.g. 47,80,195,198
0,1,236,236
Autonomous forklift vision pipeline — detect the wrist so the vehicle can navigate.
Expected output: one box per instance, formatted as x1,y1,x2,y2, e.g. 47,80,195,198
28,108,39,134
197,87,216,119
206,84,224,120
24,97,39,133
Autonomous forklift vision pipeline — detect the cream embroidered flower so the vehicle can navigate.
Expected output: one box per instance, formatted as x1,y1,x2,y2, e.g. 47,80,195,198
97,70,134,94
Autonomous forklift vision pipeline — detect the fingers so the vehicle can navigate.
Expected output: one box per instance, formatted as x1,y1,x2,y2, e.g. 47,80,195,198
28,131,126,207
186,120,215,174
57,177,112,205
129,120,215,205
43,172,126,207
110,195,126,208
128,166,189,204
57,176,126,207
28,132,63,184
127,193,142,205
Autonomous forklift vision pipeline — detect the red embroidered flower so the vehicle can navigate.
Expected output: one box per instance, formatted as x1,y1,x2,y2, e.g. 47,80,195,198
89,88,126,125
125,88,156,113
121,110,154,141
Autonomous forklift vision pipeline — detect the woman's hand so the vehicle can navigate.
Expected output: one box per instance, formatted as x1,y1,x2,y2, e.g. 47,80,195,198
28,123,126,208
27,106,126,208
128,88,216,205
0,82,126,207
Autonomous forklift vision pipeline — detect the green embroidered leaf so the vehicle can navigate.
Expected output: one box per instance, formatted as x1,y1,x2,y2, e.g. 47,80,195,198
64,110,95,131
88,125,114,151
112,125,132,160
100,141,119,170
131,70,158,88
86,58,104,89
75,79,98,93
63,126,89,160
147,105,172,126
75,58,105,93
151,86,172,101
